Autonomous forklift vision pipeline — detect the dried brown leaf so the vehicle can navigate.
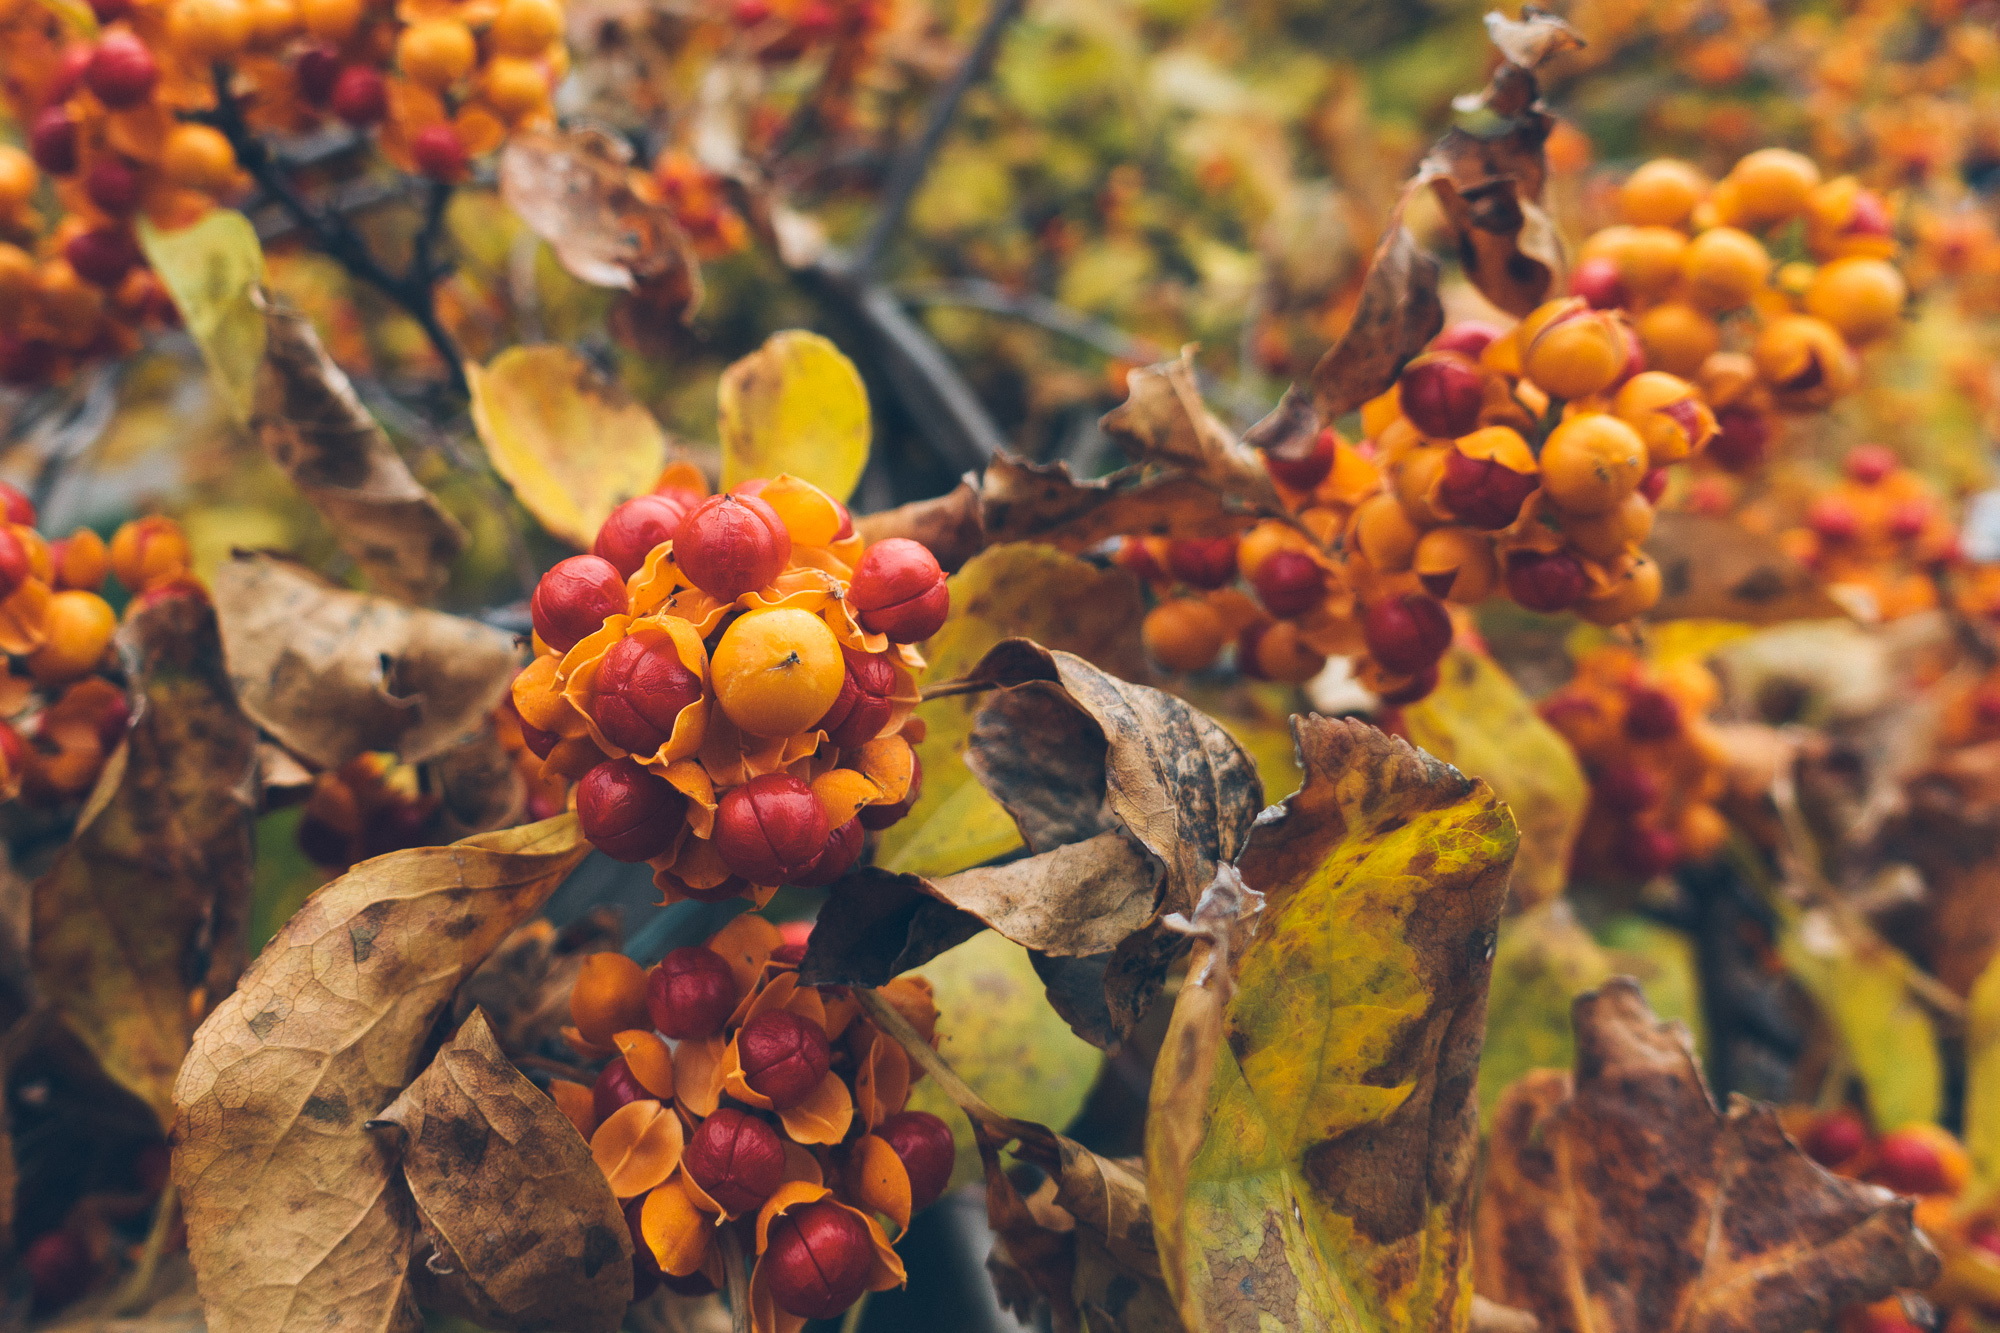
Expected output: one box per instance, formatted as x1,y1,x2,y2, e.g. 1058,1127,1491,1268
1309,187,1444,420
1645,512,1846,624
172,815,591,1333
1474,978,1940,1333
214,553,520,771
1100,350,1283,513
499,127,701,306
255,297,467,603
853,481,987,573
1886,738,2000,995
31,588,258,1129
375,1009,631,1332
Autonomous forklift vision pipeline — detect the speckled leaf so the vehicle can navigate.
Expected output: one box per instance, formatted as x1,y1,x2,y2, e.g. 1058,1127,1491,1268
1966,952,2000,1187
1474,979,1939,1333
1403,647,1585,912
1100,348,1283,514
374,1010,631,1332
31,588,259,1130
717,330,871,501
172,815,591,1333
1147,717,1516,1332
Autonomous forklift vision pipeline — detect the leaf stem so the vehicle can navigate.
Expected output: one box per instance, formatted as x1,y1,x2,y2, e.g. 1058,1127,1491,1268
839,1290,871,1333
718,1223,751,1333
111,1183,179,1315
202,65,470,399
918,677,999,703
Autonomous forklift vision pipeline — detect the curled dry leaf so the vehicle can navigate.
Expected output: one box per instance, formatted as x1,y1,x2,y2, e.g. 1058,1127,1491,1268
1645,511,1847,624
172,814,591,1333
1884,737,2000,996
1146,717,1517,1333
499,126,701,305
1474,978,1940,1333
31,588,259,1130
1308,185,1444,422
717,330,872,501
1100,349,1284,515
374,1009,631,1333
468,346,671,551
255,297,467,603
214,553,521,771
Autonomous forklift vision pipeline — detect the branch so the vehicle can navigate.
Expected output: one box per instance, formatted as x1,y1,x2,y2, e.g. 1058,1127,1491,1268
849,0,1026,279
901,278,1154,362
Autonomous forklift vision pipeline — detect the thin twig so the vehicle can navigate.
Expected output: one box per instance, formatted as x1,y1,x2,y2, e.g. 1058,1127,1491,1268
718,1224,751,1333
850,0,1027,279
900,279,1152,362
919,677,998,703
110,1183,179,1315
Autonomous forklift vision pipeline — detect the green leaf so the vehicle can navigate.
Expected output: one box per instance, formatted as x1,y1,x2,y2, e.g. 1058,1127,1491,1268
1779,908,1942,1131
468,346,668,549
1148,718,1518,1332
1478,902,1614,1124
717,330,871,501
137,210,266,425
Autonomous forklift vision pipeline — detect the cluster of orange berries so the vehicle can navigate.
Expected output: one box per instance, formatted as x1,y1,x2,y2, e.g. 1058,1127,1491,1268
512,470,944,905
1580,150,1904,477
294,752,439,869
1772,444,1961,623
0,494,195,807
1789,1109,1996,1333
559,917,940,1326
1538,647,1731,882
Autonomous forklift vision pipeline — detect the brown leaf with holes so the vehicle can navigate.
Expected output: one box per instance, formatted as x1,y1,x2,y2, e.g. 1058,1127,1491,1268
31,587,259,1130
171,815,591,1333
374,1009,631,1333
1644,512,1846,624
1309,186,1444,420
1474,978,1939,1333
1884,737,2000,995
256,297,467,603
214,552,521,771
1100,350,1284,514
499,127,701,309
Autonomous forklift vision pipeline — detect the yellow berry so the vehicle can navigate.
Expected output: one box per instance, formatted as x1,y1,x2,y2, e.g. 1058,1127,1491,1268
1142,598,1225,673
1351,493,1422,573
297,0,362,40
161,124,238,192
711,607,843,739
1803,257,1906,343
1619,159,1706,228
1539,414,1647,516
28,590,118,685
1616,226,1689,299
169,0,254,60
1680,227,1769,311
491,0,563,56
0,146,37,212
482,56,551,120
1522,303,1628,400
1634,302,1721,377
397,19,477,88
1728,149,1820,227
109,516,191,593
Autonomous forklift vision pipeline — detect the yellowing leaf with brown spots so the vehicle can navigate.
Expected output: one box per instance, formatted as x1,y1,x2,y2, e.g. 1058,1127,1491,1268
1147,717,1517,1332
172,815,591,1333
717,330,871,501
1474,979,1939,1333
469,345,669,549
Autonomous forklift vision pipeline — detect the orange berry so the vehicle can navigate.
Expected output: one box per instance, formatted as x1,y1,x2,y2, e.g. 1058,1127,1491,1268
1142,598,1224,673
1753,315,1857,407
169,0,254,59
1803,257,1906,343
108,515,192,594
1539,414,1647,516
1562,491,1655,560
490,0,563,55
397,19,476,88
160,124,238,192
1412,527,1497,603
571,952,650,1046
1391,445,1449,526
52,529,108,592
1576,553,1662,625
482,56,550,120
1619,159,1705,228
1616,226,1689,299
1680,227,1769,311
297,0,361,40
0,146,37,212
1522,301,1628,400
1728,149,1819,227
247,0,298,45
28,590,118,685
1352,493,1422,573
1240,618,1325,684
1613,371,1716,466
1634,303,1721,377
711,607,843,739
0,245,34,309
1234,520,1307,581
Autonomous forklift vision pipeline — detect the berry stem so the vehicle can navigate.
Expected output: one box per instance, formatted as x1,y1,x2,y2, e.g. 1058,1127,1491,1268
202,65,470,399
718,1222,751,1333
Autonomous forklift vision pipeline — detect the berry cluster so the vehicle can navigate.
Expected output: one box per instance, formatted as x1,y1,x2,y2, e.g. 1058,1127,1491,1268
1538,647,1731,882
0,497,193,807
513,472,944,904
1774,444,1958,623
560,917,944,1324
294,752,439,870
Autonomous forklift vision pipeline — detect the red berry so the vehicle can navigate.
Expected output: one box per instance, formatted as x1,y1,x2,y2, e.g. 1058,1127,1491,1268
645,946,736,1039
1431,321,1504,358
683,1106,785,1214
295,47,341,105
1504,549,1586,613
25,1230,93,1315
787,817,862,888
592,1055,651,1123
64,226,140,288
1707,407,1768,473
1973,688,2000,728
530,553,626,653
1263,426,1336,490
1623,686,1682,741
1570,255,1627,310
1378,664,1440,706
330,65,387,126
1845,444,1898,485
763,1202,874,1320
1437,449,1537,530
1847,190,1892,238
1595,763,1661,814
1165,536,1239,591
47,43,94,104
594,493,688,578
576,758,684,862
1970,1224,2000,1262
591,633,704,756
1249,550,1324,618
0,484,36,528
1617,825,1680,878
84,157,142,214
0,336,58,386
1801,1109,1869,1167
84,32,158,108
732,0,771,21
626,1198,662,1301
1638,468,1669,505
874,1110,954,1213
1807,497,1857,541
858,752,920,831
1872,1129,1951,1196
1398,353,1483,440
714,774,829,885
410,123,467,181
518,716,558,759
29,106,79,175
738,1008,830,1108
850,537,949,641
1888,500,1929,541
1363,594,1453,675
0,528,29,601
0,720,25,779
88,0,133,19
1114,538,1164,582
674,493,791,600
814,647,899,750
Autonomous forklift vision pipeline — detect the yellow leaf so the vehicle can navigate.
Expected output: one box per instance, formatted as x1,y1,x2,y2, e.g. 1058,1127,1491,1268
30,0,96,36
1148,718,1518,1332
1967,953,2000,1188
717,330,871,501
1403,646,1585,911
1779,907,1942,1131
137,211,266,425
469,346,667,549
